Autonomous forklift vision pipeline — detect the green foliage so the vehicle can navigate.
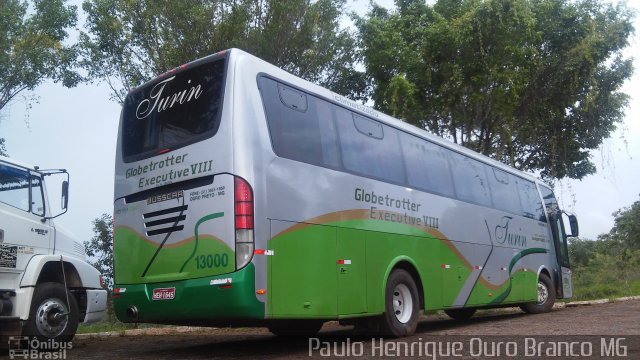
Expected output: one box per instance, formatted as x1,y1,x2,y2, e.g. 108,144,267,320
84,213,114,290
598,195,640,250
80,0,366,103
570,246,640,300
356,0,634,180
568,196,640,300
0,0,79,112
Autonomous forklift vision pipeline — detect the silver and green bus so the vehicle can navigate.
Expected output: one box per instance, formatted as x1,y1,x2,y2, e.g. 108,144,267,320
113,48,578,337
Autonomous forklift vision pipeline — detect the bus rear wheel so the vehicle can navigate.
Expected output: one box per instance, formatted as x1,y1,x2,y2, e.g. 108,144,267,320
379,269,420,337
444,308,476,320
520,273,555,314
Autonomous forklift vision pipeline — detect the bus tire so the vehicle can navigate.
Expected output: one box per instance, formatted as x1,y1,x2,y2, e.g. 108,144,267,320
444,307,476,320
379,269,420,337
22,282,79,343
520,273,555,314
268,320,324,337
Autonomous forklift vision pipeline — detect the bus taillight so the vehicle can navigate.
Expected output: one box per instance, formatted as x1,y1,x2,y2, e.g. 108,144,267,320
234,177,254,269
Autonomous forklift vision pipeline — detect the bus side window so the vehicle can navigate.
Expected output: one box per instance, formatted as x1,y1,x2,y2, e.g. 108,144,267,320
315,99,340,168
278,84,308,112
488,168,521,214
353,114,383,139
539,185,559,222
515,178,545,221
261,77,340,169
448,152,492,207
400,132,454,197
336,109,405,184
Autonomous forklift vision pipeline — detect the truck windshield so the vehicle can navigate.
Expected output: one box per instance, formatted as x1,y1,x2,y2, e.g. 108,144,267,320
121,58,227,162
0,164,30,212
0,165,44,216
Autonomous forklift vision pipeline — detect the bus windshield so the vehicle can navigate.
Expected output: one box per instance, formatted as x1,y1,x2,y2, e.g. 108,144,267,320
121,58,227,162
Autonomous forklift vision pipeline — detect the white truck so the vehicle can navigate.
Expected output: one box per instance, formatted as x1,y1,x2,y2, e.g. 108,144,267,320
0,156,107,344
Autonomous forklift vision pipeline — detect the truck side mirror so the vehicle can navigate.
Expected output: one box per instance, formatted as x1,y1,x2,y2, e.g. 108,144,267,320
61,180,69,210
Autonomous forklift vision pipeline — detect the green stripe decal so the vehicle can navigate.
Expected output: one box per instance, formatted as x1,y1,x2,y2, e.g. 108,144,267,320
489,247,548,305
180,212,225,272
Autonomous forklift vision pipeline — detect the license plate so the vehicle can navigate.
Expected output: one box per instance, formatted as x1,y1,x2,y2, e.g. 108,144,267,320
152,287,175,301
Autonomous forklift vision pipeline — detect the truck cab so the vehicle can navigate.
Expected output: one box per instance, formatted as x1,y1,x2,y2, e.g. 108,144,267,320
0,156,107,343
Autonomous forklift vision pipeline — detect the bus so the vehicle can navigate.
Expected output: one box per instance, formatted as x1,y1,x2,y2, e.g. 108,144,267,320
113,48,578,337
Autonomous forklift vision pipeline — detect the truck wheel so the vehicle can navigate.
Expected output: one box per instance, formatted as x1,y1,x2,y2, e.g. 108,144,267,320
22,282,79,343
520,273,555,314
379,269,420,337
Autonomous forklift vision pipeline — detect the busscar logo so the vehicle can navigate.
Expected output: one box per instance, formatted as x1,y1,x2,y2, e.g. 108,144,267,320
147,190,184,205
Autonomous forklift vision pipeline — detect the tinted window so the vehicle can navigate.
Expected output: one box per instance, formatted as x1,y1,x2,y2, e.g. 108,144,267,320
539,185,558,218
122,58,226,162
259,76,546,219
336,109,405,184
353,114,383,139
30,175,45,216
260,77,340,168
515,178,545,221
449,152,492,206
488,168,521,214
400,132,454,196
0,164,30,212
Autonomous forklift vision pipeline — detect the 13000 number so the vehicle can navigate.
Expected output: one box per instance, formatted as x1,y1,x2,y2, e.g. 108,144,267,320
195,253,229,269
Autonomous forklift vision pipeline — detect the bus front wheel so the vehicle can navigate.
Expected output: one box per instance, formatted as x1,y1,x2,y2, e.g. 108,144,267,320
379,269,420,337
520,273,555,314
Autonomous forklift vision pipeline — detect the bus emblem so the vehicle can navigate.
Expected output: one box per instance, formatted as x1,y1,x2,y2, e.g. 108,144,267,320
136,76,203,119
147,190,184,205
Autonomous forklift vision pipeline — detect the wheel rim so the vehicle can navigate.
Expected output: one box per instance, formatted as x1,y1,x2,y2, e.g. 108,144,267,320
392,283,413,323
35,298,69,338
537,280,549,305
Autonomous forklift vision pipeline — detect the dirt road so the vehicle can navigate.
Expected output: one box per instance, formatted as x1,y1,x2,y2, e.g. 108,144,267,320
6,300,640,359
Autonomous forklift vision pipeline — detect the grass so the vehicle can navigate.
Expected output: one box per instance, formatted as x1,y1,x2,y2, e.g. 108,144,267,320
569,279,640,302
77,321,173,334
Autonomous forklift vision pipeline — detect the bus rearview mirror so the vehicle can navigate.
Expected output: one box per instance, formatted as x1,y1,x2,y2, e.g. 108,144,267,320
566,213,579,238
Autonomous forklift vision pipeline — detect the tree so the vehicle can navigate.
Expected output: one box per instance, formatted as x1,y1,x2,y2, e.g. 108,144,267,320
84,213,114,290
0,0,79,111
79,0,366,103
0,0,79,154
356,0,634,180
568,197,640,300
598,196,640,250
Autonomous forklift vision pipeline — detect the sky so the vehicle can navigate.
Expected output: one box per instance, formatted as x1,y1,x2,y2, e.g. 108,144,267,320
1,0,638,243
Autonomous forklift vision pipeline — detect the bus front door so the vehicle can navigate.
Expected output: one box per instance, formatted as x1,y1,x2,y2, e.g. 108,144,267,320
550,211,575,299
